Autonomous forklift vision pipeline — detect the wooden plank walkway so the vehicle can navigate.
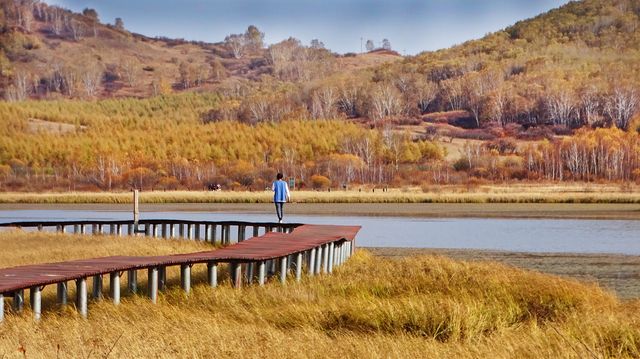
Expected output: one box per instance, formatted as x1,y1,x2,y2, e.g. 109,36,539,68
0,223,360,321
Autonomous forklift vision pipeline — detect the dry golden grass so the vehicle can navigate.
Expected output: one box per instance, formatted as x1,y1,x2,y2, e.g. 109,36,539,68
0,231,639,357
1,183,640,204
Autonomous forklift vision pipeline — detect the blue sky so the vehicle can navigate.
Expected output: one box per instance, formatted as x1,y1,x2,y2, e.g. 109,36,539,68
44,0,569,55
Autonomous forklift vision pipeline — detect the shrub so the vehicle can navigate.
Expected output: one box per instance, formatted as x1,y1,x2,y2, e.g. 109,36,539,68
310,174,331,189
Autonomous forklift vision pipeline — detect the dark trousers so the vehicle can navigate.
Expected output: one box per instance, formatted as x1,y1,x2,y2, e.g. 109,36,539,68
274,202,284,221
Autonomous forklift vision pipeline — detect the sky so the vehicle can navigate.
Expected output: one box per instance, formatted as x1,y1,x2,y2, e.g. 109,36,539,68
44,0,569,55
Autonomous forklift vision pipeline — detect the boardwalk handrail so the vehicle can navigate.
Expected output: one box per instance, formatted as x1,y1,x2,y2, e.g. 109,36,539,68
0,223,360,321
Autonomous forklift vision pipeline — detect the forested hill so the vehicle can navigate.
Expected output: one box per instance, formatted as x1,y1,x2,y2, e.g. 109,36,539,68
385,0,640,129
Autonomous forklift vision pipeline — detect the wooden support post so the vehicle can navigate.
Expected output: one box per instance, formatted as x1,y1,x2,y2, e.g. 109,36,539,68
162,223,168,239
80,224,86,234
328,242,334,274
30,287,41,321
92,224,98,235
127,270,137,294
169,224,175,238
56,225,63,233
57,282,68,305
279,257,287,284
253,225,259,238
76,278,87,318
153,224,160,237
295,252,303,282
207,262,217,287
109,224,116,235
148,268,158,304
116,224,122,236
179,224,185,238
13,289,24,312
180,264,191,294
158,266,167,291
127,224,134,236
109,272,120,305
97,224,104,235
308,248,316,276
37,224,43,231
92,275,103,299
74,224,80,234
258,261,266,286
145,224,152,237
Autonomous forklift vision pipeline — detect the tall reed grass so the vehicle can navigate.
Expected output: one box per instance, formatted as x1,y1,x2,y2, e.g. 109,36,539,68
0,231,638,357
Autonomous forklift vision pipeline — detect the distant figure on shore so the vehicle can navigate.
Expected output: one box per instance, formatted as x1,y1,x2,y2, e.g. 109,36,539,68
272,173,291,223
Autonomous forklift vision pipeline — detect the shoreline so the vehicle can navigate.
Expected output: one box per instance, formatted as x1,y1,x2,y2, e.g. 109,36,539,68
2,202,640,220
367,247,640,299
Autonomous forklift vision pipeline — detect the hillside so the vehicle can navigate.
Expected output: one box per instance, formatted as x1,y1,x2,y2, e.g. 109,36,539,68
0,0,400,101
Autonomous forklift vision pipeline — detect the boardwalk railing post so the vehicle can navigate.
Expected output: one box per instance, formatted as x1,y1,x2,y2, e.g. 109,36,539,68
57,282,68,305
237,225,245,242
253,225,259,238
258,261,266,286
195,224,201,241
207,262,218,287
180,264,191,294
128,270,137,294
232,263,242,288
295,252,303,282
29,287,41,321
148,267,158,304
315,247,322,275
280,257,287,284
76,278,87,318
13,289,24,313
110,272,120,305
308,248,316,276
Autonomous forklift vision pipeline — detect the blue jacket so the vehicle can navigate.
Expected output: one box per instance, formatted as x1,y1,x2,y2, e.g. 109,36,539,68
272,180,290,203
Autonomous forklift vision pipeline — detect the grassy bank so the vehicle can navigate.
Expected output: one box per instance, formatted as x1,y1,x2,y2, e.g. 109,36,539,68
1,184,640,204
0,231,639,357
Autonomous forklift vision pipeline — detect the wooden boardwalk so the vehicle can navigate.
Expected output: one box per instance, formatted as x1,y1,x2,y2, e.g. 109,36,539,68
0,222,360,321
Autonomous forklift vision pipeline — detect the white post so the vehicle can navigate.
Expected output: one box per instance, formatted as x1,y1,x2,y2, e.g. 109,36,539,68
92,275,103,299
110,272,120,305
322,245,329,274
133,189,139,232
280,257,287,284
258,261,266,286
57,282,68,305
295,252,303,282
158,266,167,291
148,268,158,304
207,262,218,287
308,248,316,276
13,290,24,312
76,278,87,318
128,270,137,294
328,242,334,274
315,246,322,275
181,264,191,294
30,287,41,321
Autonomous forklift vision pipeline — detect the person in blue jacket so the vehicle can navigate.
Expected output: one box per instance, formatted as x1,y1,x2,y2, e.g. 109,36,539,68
272,173,290,223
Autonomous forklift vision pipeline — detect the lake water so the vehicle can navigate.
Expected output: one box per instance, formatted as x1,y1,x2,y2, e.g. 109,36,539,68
1,209,639,255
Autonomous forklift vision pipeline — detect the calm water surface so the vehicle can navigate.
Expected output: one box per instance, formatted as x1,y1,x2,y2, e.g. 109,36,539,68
2,209,639,255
